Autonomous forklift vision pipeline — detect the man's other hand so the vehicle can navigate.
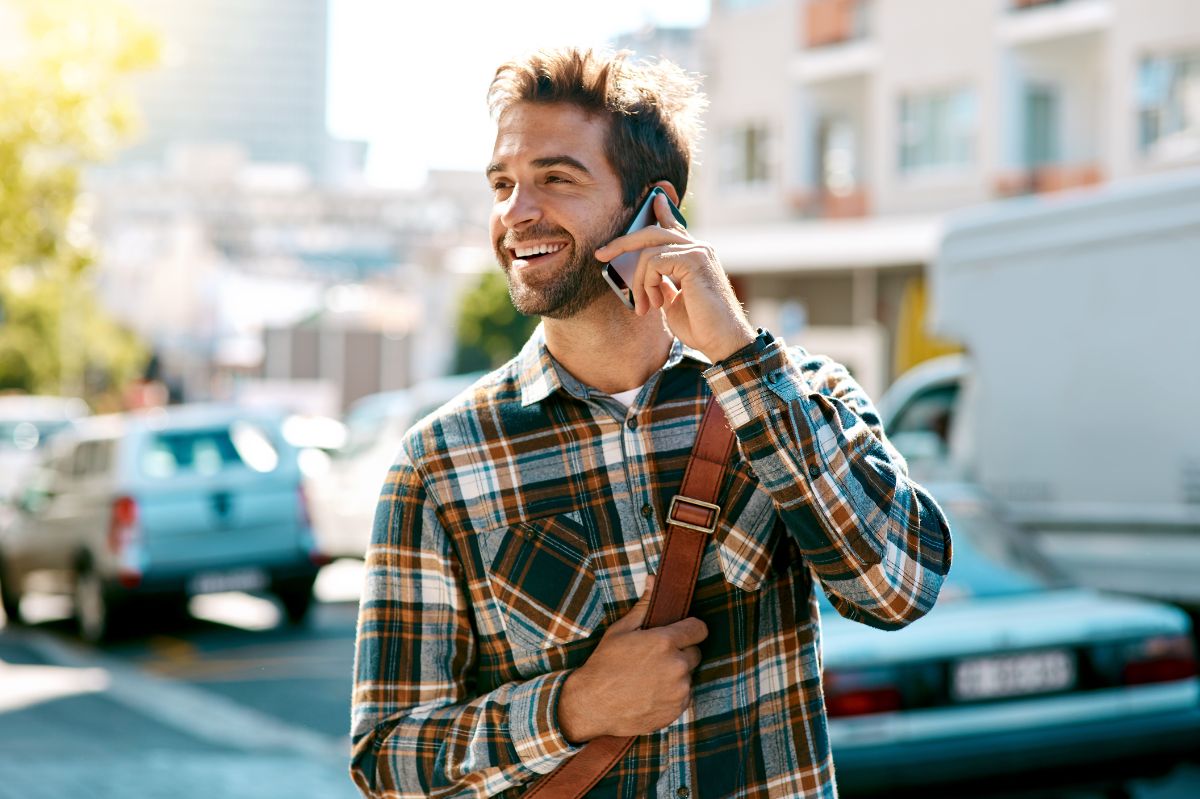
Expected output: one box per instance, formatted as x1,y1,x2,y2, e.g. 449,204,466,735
557,575,708,743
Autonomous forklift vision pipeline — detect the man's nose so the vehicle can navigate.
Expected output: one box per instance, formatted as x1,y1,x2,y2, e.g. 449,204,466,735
498,185,542,230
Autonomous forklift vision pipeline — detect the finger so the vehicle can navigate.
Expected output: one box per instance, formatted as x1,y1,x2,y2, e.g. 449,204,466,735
680,645,702,672
660,277,681,307
595,225,689,263
652,191,685,232
635,247,695,314
629,246,671,315
639,248,673,312
608,575,656,634
644,279,664,312
663,617,709,648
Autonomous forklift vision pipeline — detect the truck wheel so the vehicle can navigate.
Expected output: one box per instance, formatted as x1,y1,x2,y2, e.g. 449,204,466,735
276,578,315,625
74,565,122,644
0,557,21,624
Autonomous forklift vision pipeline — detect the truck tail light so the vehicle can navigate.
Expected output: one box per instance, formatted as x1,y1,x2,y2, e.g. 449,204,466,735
108,495,143,588
108,496,138,553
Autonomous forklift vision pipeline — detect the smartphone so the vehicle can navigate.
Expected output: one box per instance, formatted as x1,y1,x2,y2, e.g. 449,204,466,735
600,186,687,311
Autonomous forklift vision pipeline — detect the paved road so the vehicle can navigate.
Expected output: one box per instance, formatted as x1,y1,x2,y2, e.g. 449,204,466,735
0,559,1197,799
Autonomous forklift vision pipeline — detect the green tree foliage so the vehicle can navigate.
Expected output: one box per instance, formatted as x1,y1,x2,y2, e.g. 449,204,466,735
0,0,160,401
453,270,539,373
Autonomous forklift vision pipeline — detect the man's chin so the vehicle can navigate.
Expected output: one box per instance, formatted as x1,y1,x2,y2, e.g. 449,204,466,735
510,283,611,320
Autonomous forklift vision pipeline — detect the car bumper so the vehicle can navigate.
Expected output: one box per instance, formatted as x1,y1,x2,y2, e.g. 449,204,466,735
110,558,321,599
832,681,1200,795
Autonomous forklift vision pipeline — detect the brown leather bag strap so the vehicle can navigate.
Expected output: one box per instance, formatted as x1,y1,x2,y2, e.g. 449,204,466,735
525,396,735,798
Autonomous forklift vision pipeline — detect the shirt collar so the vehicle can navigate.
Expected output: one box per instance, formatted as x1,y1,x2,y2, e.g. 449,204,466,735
517,323,713,408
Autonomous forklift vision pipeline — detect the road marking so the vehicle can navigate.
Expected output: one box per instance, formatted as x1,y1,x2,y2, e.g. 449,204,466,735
145,652,348,682
148,635,200,662
0,660,110,713
10,627,349,762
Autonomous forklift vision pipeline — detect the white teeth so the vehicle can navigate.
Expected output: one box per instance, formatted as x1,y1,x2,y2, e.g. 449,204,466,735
514,243,565,258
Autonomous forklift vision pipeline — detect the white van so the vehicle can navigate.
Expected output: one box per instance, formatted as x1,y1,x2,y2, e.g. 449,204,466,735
306,373,483,559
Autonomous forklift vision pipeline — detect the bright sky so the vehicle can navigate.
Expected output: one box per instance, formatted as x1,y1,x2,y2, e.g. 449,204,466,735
327,0,710,188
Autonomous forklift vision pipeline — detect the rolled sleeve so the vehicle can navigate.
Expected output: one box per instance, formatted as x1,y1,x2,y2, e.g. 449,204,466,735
704,331,808,429
702,332,952,631
508,669,583,774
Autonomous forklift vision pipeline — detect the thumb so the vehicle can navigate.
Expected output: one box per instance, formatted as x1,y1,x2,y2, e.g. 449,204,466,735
607,575,655,635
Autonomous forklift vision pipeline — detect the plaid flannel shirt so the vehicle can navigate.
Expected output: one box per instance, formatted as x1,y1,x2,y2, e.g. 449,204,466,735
351,326,952,798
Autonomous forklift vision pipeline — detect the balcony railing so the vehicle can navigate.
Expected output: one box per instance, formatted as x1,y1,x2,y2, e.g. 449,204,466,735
786,187,871,219
1012,0,1071,10
820,188,870,218
994,163,1103,197
804,0,870,49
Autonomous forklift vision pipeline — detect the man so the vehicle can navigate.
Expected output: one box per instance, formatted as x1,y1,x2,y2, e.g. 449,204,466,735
351,48,951,799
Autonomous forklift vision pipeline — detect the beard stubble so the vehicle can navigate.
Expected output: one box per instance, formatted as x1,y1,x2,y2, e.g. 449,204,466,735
496,212,629,320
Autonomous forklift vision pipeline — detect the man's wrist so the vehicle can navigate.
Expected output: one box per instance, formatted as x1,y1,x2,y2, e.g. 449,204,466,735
557,670,599,744
705,322,757,364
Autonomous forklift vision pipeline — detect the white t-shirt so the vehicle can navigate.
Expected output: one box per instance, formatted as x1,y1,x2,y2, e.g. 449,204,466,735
610,385,643,408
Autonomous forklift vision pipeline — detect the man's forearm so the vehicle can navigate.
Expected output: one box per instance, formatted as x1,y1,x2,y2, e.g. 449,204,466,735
702,339,952,629
350,670,580,798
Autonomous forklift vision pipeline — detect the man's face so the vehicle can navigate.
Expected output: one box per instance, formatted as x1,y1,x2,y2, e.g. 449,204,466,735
488,102,629,319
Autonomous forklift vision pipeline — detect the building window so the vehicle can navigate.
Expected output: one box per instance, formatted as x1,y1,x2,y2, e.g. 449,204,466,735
818,116,859,193
721,0,775,11
720,124,772,187
1023,84,1061,168
898,88,977,174
1138,50,1200,161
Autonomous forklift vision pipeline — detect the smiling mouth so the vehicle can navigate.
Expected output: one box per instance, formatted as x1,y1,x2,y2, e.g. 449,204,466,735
509,242,568,265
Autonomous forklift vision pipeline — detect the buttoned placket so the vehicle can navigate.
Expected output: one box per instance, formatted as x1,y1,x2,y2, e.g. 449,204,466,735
607,382,666,576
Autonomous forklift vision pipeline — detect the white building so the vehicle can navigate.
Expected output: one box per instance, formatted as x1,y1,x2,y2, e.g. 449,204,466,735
111,0,348,182
614,25,705,75
694,0,1200,397
87,152,490,408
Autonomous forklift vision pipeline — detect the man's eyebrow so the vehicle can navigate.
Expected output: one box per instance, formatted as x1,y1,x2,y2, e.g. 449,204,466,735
485,156,591,177
531,155,591,174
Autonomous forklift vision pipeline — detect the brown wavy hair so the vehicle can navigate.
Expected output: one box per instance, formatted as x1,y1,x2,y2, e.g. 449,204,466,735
488,47,706,209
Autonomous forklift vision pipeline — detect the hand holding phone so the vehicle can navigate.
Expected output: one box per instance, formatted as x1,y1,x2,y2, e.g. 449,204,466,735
600,187,687,311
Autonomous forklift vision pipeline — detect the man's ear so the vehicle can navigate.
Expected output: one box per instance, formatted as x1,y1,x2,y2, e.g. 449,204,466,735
651,180,681,207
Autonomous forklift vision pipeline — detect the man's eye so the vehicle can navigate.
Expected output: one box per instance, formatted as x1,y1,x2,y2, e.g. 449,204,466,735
491,182,512,193
545,175,570,184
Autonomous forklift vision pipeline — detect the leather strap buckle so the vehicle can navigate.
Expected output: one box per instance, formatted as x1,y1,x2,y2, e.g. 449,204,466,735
667,495,721,534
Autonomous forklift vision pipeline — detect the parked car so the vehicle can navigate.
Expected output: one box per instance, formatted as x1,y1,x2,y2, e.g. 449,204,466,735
306,372,483,559
0,405,328,642
873,354,967,484
822,481,1200,797
0,395,89,503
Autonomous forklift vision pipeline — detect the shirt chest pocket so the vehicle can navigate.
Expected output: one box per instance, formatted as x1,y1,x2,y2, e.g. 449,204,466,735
711,467,779,593
486,514,607,653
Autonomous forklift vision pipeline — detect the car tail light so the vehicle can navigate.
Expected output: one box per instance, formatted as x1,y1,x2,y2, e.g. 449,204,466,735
108,496,138,553
297,484,313,529
824,667,904,717
108,496,143,588
297,484,331,567
1120,635,1199,686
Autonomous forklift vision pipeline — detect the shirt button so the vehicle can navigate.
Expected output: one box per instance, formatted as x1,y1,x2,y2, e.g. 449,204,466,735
808,464,821,479
627,417,638,430
766,370,778,384
676,787,690,799
641,503,654,519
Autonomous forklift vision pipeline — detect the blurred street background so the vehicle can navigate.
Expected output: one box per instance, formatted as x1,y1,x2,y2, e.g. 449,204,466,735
1,0,1199,797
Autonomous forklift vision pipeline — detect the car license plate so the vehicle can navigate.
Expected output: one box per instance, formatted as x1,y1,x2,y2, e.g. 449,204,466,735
951,649,1076,702
188,568,268,595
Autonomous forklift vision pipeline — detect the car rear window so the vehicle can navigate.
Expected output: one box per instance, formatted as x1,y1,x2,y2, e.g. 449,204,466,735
0,420,72,451
140,422,280,478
